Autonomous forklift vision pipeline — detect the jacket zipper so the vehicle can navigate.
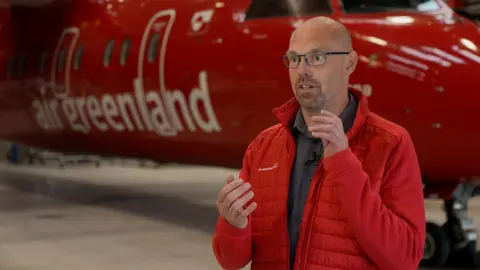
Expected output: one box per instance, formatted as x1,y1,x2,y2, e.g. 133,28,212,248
299,162,324,270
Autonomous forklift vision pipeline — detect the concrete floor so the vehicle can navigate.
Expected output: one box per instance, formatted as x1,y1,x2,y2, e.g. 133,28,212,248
0,162,243,270
0,161,477,270
0,187,216,270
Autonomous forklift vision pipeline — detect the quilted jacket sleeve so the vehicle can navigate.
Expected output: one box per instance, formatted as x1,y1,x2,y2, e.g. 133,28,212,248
212,143,254,270
323,130,426,270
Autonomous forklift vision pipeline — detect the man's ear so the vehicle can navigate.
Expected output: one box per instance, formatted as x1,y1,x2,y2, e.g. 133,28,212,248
346,51,358,74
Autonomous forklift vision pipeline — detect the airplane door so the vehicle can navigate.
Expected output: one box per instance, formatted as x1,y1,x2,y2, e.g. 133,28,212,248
136,9,177,136
50,27,79,99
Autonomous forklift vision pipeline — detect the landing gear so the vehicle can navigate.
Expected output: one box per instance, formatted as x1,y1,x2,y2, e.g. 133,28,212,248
421,183,479,268
423,222,450,267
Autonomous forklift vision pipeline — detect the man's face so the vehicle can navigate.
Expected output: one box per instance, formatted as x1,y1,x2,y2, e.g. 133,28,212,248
287,29,351,114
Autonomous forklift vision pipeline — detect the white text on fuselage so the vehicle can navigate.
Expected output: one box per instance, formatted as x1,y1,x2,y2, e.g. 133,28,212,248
31,9,221,137
32,71,221,136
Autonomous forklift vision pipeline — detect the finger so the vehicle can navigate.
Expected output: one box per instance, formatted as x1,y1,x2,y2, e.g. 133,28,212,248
308,123,334,133
322,110,344,130
226,174,235,184
217,178,244,203
311,115,335,124
311,116,343,133
228,191,254,215
310,131,335,142
222,182,251,209
314,110,342,124
320,109,337,117
239,202,257,217
309,124,343,142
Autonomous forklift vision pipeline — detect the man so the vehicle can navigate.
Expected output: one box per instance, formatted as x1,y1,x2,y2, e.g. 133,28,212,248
212,16,425,270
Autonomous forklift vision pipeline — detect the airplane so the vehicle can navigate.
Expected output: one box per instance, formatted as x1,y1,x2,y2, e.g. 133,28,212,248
0,0,479,268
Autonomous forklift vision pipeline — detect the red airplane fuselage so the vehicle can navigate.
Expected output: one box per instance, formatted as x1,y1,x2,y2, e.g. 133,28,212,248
0,0,479,197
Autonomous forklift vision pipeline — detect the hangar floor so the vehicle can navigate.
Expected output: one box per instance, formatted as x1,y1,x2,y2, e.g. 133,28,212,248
0,161,477,270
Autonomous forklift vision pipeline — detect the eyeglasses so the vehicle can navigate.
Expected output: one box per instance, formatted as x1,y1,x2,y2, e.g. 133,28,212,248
282,51,350,68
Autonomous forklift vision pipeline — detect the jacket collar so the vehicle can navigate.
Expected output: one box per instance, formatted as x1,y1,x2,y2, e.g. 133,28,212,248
272,87,370,141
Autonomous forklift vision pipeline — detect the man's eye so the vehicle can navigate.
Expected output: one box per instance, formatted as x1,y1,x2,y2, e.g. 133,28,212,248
313,55,324,61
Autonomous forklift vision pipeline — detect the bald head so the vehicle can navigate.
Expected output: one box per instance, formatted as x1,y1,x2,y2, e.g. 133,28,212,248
290,16,352,51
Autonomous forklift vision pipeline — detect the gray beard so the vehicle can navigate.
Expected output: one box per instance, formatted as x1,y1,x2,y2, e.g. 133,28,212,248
299,97,326,114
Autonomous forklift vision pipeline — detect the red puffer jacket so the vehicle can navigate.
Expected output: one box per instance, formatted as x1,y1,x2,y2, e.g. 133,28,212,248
212,88,426,270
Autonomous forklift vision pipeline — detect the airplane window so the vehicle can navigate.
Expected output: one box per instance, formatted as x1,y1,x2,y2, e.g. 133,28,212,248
245,0,332,20
58,48,66,72
6,55,15,78
340,0,441,12
148,33,160,63
39,51,48,74
120,38,131,66
17,54,25,76
74,45,83,70
104,39,115,67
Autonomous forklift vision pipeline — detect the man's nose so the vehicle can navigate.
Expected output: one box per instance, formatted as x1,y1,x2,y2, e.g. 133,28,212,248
296,57,312,76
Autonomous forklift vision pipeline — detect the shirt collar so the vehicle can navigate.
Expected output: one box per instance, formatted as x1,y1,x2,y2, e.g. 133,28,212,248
292,93,358,138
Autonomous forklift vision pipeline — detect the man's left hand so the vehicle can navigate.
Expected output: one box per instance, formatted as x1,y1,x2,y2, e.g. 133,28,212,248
308,110,349,158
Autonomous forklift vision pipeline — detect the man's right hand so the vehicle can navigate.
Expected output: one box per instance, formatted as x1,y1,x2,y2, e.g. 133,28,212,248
216,174,257,229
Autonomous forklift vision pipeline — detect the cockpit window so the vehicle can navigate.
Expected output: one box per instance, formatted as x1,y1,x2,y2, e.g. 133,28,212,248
341,0,441,13
245,0,332,20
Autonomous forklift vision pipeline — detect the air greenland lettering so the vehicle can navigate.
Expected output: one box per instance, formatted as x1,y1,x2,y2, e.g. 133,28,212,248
32,71,221,136
31,9,221,137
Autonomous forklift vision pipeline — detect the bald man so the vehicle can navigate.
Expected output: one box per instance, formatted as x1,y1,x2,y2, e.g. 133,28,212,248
212,17,425,270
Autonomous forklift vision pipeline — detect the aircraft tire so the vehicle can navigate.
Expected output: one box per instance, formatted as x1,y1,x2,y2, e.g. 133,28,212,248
420,222,450,268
